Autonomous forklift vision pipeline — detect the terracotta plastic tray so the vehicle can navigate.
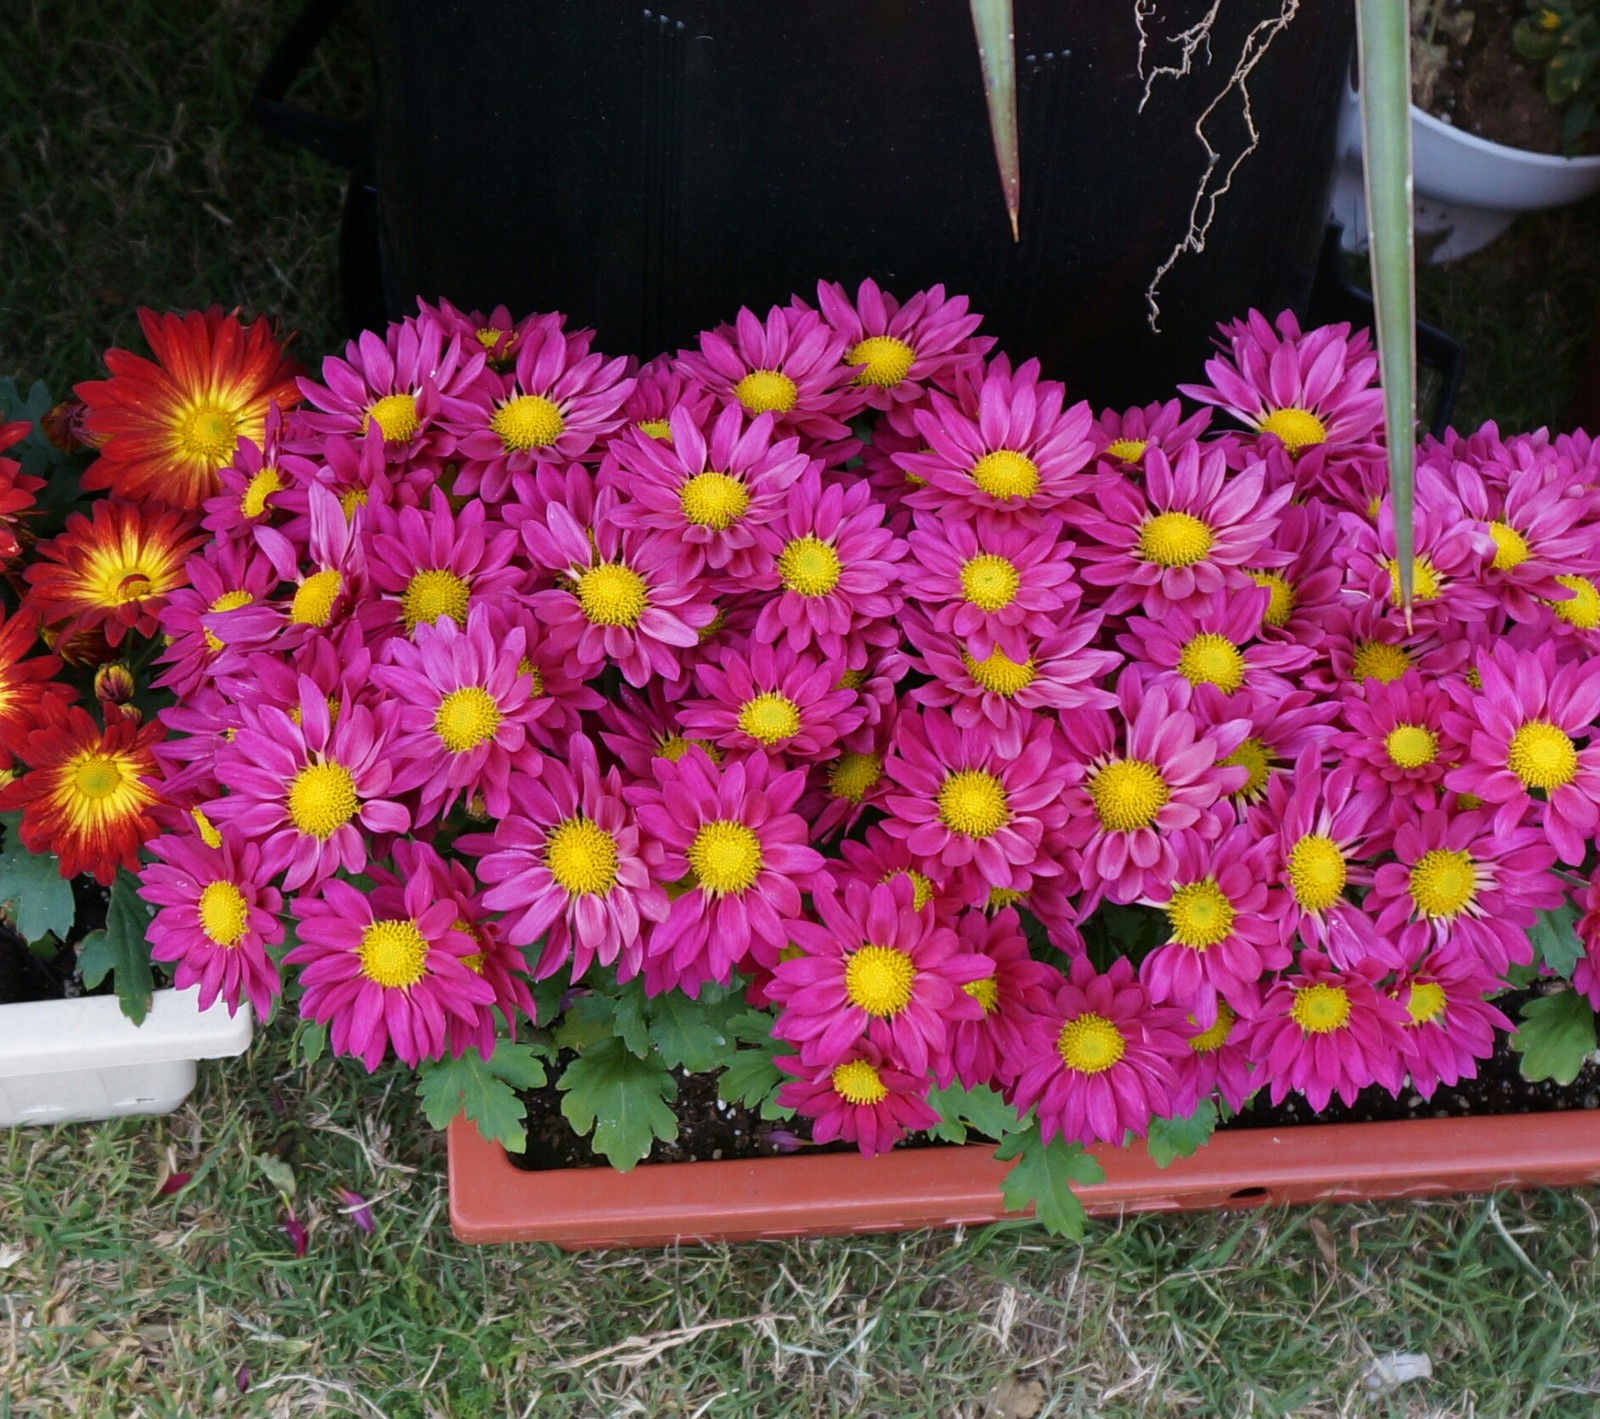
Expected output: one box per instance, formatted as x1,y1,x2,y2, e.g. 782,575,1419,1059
448,1108,1600,1249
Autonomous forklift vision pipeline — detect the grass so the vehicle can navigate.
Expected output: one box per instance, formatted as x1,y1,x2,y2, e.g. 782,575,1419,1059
6,2,1600,1415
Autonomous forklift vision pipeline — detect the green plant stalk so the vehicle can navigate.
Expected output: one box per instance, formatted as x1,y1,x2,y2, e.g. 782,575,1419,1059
970,0,1020,241
1356,0,1417,620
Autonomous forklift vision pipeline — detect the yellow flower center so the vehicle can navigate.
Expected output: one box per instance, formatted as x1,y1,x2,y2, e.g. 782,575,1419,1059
1188,1003,1236,1053
987,886,1026,910
936,769,1009,838
637,418,673,441
838,667,867,690
1405,981,1448,1027
1350,639,1411,684
241,466,283,517
72,754,126,800
1289,982,1351,1034
828,751,882,803
1087,759,1169,832
1176,633,1246,694
964,975,1000,1013
1221,737,1272,801
434,686,502,753
1553,574,1600,629
286,760,359,840
1137,511,1213,568
884,868,936,910
738,692,801,745
1165,878,1235,949
1249,570,1297,627
1056,1013,1127,1074
491,394,565,451
777,536,842,596
959,553,1020,611
831,1058,889,1106
174,401,240,464
847,335,916,387
961,646,1035,697
1488,520,1531,571
1507,720,1578,791
687,819,764,895
678,471,750,530
339,486,368,519
401,568,471,632
198,879,249,948
1384,556,1441,605
1385,724,1438,769
1408,848,1477,919
1287,835,1346,911
358,918,429,989
843,944,916,1017
544,815,620,896
734,370,798,414
1257,406,1327,452
365,392,420,442
1104,438,1147,463
202,589,255,652
289,568,343,627
575,562,648,628
970,450,1040,500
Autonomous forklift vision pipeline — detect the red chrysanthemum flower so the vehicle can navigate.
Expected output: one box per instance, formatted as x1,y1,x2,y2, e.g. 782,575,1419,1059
76,306,301,509
0,416,44,561
0,610,75,769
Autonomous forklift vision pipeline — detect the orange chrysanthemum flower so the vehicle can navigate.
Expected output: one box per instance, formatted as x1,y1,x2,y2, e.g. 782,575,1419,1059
0,610,76,769
0,705,165,884
75,306,302,510
23,499,205,648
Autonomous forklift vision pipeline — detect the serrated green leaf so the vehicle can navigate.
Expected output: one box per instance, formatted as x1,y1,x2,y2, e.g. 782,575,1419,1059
551,991,619,1052
994,1122,1104,1239
253,1153,297,1198
485,1039,549,1091
416,1046,533,1151
928,1081,1019,1145
290,1019,327,1068
718,1048,786,1113
1146,1099,1218,1168
559,1037,678,1171
76,931,114,990
1512,990,1597,1085
105,869,155,1024
611,982,651,1057
726,1007,780,1047
527,970,565,1028
1531,903,1583,980
0,832,76,946
646,989,737,1073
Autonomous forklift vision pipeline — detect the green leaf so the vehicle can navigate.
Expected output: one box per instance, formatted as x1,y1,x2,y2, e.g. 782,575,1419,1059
527,971,565,1029
551,991,619,1053
968,0,1019,239
994,1121,1104,1240
646,988,738,1073
927,1081,1019,1144
0,824,77,946
1531,903,1583,980
77,931,115,989
416,1039,547,1152
610,981,651,1057
289,1019,327,1068
1146,1100,1219,1168
104,869,155,1024
253,1153,297,1199
1512,990,1598,1085
559,1037,678,1171
484,1039,549,1091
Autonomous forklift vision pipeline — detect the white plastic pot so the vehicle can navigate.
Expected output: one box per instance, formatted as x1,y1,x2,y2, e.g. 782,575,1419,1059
1330,83,1600,262
0,988,253,1127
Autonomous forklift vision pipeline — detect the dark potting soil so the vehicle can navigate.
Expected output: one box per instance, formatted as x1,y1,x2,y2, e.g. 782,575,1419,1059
0,863,111,1007
511,989,1599,1171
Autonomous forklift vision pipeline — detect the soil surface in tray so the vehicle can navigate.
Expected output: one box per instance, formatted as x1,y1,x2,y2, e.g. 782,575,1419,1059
0,875,109,1007
511,989,1600,1171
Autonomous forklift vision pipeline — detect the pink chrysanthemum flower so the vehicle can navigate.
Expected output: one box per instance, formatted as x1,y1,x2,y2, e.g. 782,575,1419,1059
901,511,1081,662
1575,871,1600,1010
1444,639,1600,865
1334,670,1465,818
677,304,860,446
445,316,633,500
801,722,896,841
1368,808,1562,976
1178,309,1383,459
896,358,1095,520
285,871,494,1071
621,355,716,441
210,677,409,891
464,737,668,985
155,536,281,697
606,403,811,576
1056,672,1247,908
151,685,238,803
881,707,1071,898
1169,1003,1255,1116
1075,442,1291,616
628,749,824,987
419,295,542,369
769,874,989,1078
906,611,1119,759
595,683,727,783
775,1040,940,1158
478,601,603,753
941,907,1063,1092
1245,502,1345,650
1239,951,1414,1112
1137,826,1287,1027
1119,585,1313,706
371,605,545,823
358,488,523,648
211,622,372,735
248,483,368,648
746,469,905,663
270,422,418,549
1310,601,1468,696
521,487,715,686
810,278,989,408
680,641,865,762
1007,955,1185,1147
200,403,317,541
1385,952,1513,1101
1255,750,1386,966
834,824,955,919
1090,399,1213,471
141,828,283,1018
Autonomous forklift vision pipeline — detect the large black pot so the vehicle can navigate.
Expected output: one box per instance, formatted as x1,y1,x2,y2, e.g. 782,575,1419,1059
343,2,1354,405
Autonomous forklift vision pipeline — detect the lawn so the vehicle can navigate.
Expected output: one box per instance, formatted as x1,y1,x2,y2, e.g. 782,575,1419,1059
5,3,1600,1416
